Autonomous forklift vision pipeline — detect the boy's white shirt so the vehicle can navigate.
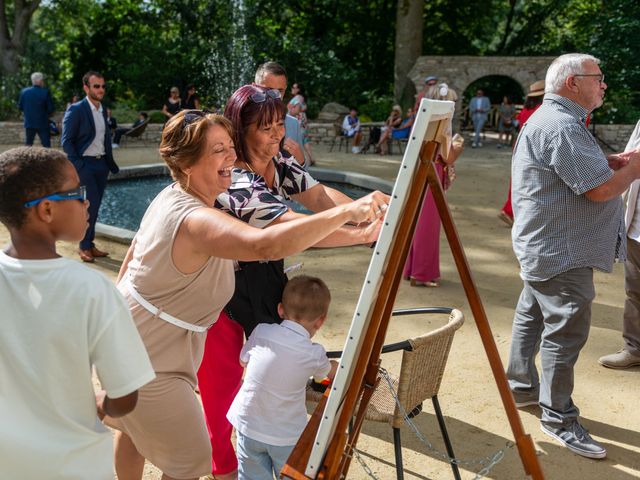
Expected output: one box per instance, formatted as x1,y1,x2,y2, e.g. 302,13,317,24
0,252,155,479
227,319,331,446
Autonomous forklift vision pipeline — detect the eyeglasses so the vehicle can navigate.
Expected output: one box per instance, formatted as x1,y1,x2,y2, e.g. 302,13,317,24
91,84,106,89
24,186,87,208
574,73,605,84
249,89,281,104
183,109,213,127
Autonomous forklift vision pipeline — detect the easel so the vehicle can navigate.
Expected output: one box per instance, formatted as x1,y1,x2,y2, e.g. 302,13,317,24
282,102,544,480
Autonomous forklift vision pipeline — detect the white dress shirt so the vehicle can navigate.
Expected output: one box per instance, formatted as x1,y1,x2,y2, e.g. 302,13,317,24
227,320,331,446
83,97,106,157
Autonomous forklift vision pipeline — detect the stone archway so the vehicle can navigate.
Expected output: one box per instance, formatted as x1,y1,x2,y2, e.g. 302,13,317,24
408,55,556,127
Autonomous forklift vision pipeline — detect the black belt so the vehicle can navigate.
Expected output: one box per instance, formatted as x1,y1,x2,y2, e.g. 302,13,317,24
83,155,104,160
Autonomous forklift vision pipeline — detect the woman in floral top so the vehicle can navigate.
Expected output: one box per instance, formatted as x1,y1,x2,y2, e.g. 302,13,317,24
196,84,387,479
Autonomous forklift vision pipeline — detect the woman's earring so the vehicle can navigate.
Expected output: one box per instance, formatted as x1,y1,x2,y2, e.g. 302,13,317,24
185,171,191,191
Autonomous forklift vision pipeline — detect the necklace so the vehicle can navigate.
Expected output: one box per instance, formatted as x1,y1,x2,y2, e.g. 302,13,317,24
243,161,255,173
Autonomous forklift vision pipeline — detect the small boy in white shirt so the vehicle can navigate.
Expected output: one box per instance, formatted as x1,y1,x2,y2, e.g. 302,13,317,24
227,275,338,480
0,147,155,479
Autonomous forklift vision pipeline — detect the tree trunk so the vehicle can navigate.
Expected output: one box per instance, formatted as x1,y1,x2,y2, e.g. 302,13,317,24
0,0,42,75
393,0,424,109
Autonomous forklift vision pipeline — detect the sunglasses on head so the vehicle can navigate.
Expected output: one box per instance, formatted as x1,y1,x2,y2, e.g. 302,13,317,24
183,109,214,127
24,185,87,208
249,89,281,104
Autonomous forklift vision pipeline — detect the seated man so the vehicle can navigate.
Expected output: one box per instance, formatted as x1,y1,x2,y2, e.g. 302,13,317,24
342,108,363,154
112,112,148,148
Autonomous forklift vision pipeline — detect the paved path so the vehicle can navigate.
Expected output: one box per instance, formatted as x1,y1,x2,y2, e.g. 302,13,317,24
1,137,637,479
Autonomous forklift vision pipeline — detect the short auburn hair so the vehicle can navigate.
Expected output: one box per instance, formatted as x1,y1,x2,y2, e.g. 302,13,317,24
159,110,234,188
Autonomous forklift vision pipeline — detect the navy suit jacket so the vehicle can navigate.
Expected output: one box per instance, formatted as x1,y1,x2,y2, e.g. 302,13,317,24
62,98,118,174
18,85,54,129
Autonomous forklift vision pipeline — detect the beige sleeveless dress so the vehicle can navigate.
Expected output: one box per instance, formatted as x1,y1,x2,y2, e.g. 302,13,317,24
106,183,234,478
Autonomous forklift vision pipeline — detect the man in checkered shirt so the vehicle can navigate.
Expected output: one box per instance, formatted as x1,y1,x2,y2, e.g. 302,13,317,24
508,53,640,460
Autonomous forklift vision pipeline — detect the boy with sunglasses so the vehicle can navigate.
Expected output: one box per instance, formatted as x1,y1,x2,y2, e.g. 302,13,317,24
0,147,155,478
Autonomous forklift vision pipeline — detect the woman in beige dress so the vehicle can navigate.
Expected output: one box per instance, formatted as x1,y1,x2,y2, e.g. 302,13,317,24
107,110,388,480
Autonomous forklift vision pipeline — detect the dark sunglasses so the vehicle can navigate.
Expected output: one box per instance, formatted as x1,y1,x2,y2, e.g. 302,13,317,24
249,89,281,104
91,84,106,89
183,109,213,127
24,186,87,208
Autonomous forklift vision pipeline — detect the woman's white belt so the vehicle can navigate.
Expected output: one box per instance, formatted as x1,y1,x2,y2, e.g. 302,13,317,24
125,277,207,333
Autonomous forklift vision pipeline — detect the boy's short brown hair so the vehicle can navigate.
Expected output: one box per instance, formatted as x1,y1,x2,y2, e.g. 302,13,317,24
282,275,331,322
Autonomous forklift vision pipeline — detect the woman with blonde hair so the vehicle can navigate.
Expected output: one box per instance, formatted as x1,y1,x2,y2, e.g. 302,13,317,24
106,110,387,480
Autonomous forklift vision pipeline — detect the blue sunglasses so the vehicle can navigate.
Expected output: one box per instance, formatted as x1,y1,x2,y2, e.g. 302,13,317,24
24,185,87,208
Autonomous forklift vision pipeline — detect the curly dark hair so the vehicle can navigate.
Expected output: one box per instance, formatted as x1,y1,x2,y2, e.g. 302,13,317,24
0,147,69,229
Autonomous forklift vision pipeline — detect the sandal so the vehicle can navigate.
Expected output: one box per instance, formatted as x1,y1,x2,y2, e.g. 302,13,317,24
410,278,440,288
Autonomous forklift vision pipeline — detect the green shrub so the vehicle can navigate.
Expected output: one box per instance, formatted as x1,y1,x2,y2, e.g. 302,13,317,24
148,110,166,124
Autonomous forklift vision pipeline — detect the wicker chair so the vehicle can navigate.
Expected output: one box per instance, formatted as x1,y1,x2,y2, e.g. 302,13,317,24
307,307,464,479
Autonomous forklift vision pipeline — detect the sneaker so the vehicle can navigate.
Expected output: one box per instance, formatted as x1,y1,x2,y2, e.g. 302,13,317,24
471,142,478,148
598,349,640,369
541,421,607,459
478,142,483,147
497,143,503,149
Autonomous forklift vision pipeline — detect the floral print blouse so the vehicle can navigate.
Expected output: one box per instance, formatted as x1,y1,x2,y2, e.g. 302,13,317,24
215,152,319,228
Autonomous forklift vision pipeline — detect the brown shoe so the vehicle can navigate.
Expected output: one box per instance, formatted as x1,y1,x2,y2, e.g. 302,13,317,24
90,246,109,257
79,249,95,263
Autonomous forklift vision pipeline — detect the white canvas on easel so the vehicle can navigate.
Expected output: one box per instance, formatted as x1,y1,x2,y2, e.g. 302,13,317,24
304,98,455,477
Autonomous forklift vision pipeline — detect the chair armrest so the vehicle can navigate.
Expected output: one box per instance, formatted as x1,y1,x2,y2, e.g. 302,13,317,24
326,306,456,357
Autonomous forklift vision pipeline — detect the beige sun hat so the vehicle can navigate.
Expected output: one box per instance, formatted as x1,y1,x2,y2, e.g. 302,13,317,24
528,80,545,97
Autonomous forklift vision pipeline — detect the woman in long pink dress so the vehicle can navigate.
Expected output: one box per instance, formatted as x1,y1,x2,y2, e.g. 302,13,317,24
403,139,463,287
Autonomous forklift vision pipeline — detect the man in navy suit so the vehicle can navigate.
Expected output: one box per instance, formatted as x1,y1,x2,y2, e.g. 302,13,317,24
62,71,119,263
18,72,54,147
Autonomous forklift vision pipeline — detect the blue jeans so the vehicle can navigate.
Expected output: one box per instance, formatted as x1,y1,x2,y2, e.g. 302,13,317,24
236,432,294,480
507,267,595,428
472,114,487,145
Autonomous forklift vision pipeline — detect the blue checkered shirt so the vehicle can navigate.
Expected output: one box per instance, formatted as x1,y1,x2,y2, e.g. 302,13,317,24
511,93,625,282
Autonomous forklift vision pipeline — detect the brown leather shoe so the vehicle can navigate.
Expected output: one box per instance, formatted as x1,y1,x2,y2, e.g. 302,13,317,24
90,246,109,257
79,249,95,263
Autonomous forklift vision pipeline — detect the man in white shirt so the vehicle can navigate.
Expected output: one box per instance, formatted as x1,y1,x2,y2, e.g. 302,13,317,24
342,108,363,154
599,119,640,369
62,71,119,263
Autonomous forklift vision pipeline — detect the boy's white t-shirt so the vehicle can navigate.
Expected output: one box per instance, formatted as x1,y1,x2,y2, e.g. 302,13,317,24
0,251,155,479
227,320,331,446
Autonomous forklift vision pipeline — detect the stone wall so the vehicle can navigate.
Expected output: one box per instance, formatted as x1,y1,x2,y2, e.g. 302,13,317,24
593,124,637,152
0,122,164,146
3,120,634,152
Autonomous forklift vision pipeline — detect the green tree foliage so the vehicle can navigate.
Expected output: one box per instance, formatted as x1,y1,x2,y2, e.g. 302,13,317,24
2,0,638,123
